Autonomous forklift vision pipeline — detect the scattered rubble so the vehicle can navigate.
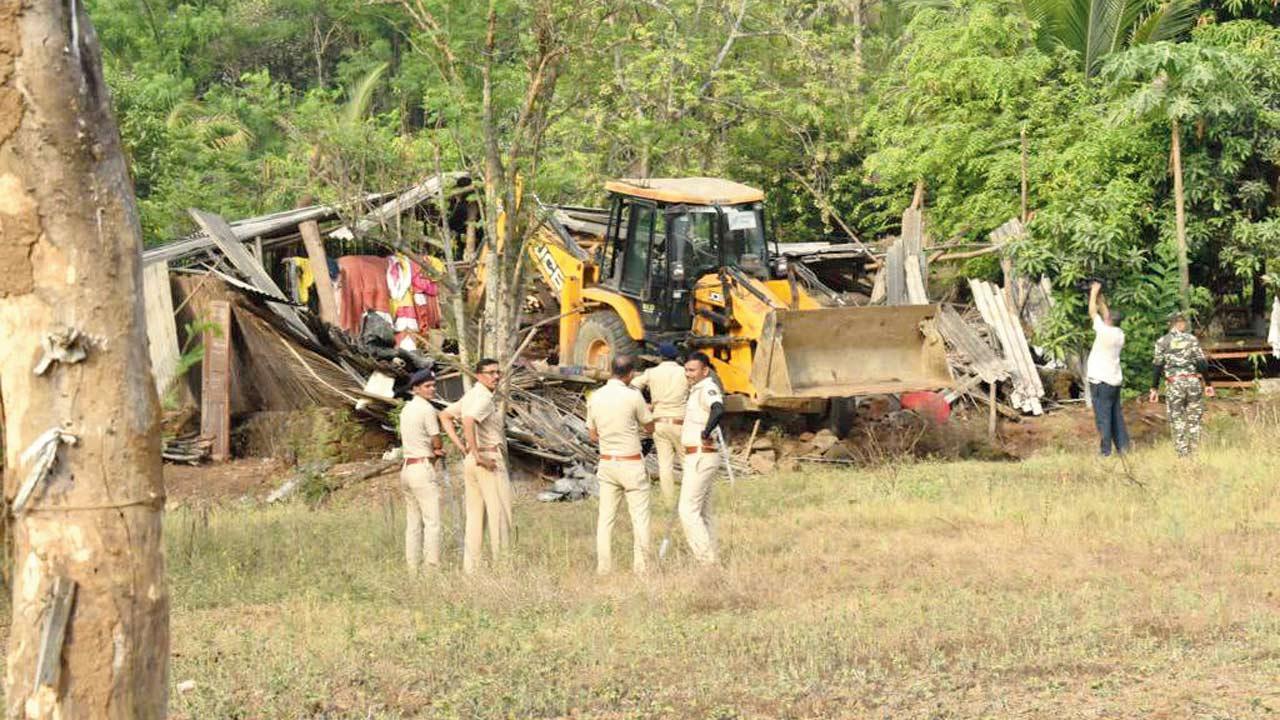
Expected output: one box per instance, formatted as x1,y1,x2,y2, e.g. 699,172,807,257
140,178,1090,503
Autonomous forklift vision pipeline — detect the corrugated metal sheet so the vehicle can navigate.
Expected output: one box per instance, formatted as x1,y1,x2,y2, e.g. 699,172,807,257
970,279,1044,415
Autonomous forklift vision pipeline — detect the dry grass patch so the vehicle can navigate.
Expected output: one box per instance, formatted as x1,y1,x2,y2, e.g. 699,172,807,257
90,414,1280,716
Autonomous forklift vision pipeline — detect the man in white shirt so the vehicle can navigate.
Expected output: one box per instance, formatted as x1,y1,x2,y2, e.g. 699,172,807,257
630,342,687,505
680,352,725,565
1086,281,1129,456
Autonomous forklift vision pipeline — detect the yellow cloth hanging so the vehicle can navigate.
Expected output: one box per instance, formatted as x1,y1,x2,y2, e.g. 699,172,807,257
288,257,315,304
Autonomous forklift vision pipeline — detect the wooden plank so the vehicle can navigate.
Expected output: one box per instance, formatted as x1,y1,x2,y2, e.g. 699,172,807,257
188,208,317,344
901,206,928,295
142,260,180,398
299,220,340,325
902,207,922,257
885,240,906,306
987,382,998,439
937,306,1007,384
201,300,233,462
905,257,928,304
869,267,886,305
1207,351,1266,360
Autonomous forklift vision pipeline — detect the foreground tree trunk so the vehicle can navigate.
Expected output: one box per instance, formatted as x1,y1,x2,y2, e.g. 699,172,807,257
0,0,169,716
1171,117,1191,311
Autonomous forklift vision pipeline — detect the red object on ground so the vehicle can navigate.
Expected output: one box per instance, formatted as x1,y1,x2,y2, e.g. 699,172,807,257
900,391,951,424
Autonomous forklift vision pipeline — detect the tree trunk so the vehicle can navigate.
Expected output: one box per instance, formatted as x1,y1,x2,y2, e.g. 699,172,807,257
0,0,169,717
850,0,864,72
1171,118,1191,311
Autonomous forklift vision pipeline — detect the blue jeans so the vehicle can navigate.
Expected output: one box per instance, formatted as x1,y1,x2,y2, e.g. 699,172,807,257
1090,381,1130,456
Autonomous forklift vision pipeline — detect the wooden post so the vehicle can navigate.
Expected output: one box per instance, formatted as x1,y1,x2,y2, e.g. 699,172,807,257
0,0,170,714
1171,118,1191,311
987,382,998,441
201,301,233,462
142,261,180,399
1020,127,1029,224
299,220,340,324
464,200,479,262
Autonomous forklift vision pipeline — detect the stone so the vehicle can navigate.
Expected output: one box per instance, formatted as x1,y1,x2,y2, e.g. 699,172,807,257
823,443,854,460
811,429,839,452
748,452,776,474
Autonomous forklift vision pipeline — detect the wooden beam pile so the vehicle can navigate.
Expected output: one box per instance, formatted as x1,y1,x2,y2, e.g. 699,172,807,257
878,205,930,306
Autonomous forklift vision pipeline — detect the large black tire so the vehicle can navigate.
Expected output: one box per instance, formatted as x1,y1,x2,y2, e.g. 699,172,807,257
824,397,858,439
572,311,641,372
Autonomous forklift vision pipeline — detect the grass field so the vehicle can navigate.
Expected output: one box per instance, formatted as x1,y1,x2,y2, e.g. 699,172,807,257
162,407,1280,718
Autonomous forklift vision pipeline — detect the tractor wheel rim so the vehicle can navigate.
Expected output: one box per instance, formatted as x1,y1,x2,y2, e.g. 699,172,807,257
585,339,611,370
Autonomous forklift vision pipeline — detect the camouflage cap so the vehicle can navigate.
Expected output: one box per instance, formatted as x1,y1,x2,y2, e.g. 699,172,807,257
1167,310,1191,324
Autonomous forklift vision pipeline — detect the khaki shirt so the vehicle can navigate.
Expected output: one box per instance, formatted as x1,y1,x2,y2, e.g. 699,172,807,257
631,361,688,420
681,376,723,447
586,379,652,456
460,383,505,450
399,396,441,459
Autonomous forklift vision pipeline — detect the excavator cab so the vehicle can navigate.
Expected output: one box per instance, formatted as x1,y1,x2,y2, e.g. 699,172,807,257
596,179,772,337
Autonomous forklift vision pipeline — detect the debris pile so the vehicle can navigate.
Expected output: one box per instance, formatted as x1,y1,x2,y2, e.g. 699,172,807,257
141,175,1076,502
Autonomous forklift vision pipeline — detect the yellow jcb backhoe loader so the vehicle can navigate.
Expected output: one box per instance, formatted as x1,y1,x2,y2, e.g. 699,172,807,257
525,177,952,417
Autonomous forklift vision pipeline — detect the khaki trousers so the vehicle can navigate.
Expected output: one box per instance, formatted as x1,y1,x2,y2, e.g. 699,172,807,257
679,451,719,565
596,460,652,574
400,463,442,572
462,454,512,574
652,420,683,505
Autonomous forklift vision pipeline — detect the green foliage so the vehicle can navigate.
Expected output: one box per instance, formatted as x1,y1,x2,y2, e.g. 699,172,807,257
861,1,1059,238
89,0,1280,388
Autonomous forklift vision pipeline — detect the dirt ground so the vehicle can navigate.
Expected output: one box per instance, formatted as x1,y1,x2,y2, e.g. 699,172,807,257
164,397,1253,506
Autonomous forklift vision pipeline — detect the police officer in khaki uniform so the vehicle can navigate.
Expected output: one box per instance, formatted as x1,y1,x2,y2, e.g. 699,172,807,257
680,352,725,565
587,356,655,574
630,342,687,505
399,369,446,572
440,358,512,574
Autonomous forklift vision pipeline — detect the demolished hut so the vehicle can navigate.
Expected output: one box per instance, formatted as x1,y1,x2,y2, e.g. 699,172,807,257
143,174,1084,501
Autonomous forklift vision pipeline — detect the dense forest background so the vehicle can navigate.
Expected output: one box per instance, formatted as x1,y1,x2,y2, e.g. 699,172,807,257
90,0,1280,379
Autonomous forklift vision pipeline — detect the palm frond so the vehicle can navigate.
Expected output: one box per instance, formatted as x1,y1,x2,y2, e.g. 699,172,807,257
340,62,390,128
1032,0,1197,76
1130,0,1199,46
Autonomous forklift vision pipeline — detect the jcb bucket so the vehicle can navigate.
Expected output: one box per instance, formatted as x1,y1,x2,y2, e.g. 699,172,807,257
750,305,953,405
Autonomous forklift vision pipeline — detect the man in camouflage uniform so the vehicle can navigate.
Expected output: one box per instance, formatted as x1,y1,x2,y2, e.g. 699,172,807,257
1148,312,1216,456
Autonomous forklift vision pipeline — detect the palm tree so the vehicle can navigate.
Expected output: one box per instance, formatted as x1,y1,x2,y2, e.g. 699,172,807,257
1022,0,1200,76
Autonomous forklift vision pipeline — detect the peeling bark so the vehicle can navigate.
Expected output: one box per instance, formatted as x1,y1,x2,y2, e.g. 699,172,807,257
0,0,169,717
